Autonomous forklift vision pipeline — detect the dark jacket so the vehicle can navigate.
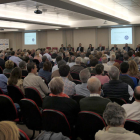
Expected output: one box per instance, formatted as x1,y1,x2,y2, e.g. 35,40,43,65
22,70,28,77
96,47,105,51
136,47,140,52
87,47,94,51
70,65,85,73
0,58,5,70
76,47,84,52
59,47,66,51
123,47,131,52
110,47,118,51
80,96,111,115
103,80,130,102
42,96,80,127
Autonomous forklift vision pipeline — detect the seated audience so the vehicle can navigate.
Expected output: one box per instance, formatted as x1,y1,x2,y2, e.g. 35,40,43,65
64,51,70,62
80,52,85,63
38,62,52,84
113,62,120,70
8,67,25,94
102,57,111,72
0,121,19,140
80,77,111,115
70,57,84,73
95,102,140,140
52,56,62,73
42,77,80,127
19,61,28,77
3,60,14,74
107,54,116,66
23,62,50,98
120,62,137,89
115,53,122,64
68,55,76,68
103,66,133,102
123,53,129,62
9,51,22,66
128,51,133,61
43,49,52,62
39,56,48,69
75,68,91,97
34,50,42,63
59,65,76,95
23,56,30,64
0,53,5,70
134,57,140,71
122,86,140,121
128,60,140,79
0,74,8,94
87,57,98,74
94,64,110,85
51,50,58,59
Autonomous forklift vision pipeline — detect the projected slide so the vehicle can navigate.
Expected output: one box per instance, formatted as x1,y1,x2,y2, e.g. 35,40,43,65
111,28,132,44
24,33,36,45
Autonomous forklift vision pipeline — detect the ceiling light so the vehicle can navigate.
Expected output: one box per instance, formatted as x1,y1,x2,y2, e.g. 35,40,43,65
123,25,127,26
75,27,79,29
55,29,59,30
98,26,101,28
38,30,41,31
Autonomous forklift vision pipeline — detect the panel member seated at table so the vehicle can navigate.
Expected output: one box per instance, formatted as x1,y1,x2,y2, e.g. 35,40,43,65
136,44,140,52
123,43,131,52
96,44,105,51
87,44,94,51
59,44,66,51
76,43,84,52
110,44,118,51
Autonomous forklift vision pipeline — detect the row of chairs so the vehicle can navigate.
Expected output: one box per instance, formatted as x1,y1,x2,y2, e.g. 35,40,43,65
0,95,139,140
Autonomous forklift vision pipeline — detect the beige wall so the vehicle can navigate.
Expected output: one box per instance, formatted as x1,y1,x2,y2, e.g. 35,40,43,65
0,27,138,51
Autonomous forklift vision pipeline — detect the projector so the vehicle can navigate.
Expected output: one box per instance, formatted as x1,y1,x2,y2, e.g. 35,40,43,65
34,9,42,14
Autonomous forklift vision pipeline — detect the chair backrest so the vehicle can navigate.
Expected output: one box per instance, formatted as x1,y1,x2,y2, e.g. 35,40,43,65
42,109,71,137
7,85,25,104
52,47,58,52
4,73,10,78
0,95,18,121
19,129,30,140
0,88,4,94
0,66,3,74
124,119,140,135
72,95,85,104
33,59,40,65
73,80,82,85
46,47,51,50
75,111,106,140
25,87,43,107
70,72,80,80
107,97,127,105
20,99,42,130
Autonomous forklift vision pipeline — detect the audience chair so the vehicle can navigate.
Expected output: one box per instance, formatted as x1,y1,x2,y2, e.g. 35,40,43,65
0,88,4,94
4,73,10,78
107,97,127,105
75,111,106,140
46,47,51,50
52,47,58,52
14,62,18,67
7,85,25,104
40,76,48,86
70,72,80,80
124,119,140,135
42,109,71,138
0,66,3,74
19,129,30,140
25,87,43,107
73,80,82,85
0,95,19,121
20,99,42,139
72,95,85,104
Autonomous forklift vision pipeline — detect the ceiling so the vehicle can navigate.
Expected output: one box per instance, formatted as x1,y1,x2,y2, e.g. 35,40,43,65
0,0,140,32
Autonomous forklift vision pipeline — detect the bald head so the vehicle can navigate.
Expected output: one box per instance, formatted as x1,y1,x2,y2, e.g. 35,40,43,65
134,86,140,101
87,77,101,94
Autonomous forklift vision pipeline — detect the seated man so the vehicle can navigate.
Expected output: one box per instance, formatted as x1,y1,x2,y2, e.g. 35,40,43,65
96,44,105,51
0,53,5,70
43,49,52,62
123,53,129,62
23,62,50,98
136,44,140,52
39,55,48,69
103,66,133,102
59,44,66,51
120,62,137,89
76,43,84,52
59,65,76,96
52,56,62,73
9,51,22,66
123,43,131,52
68,55,76,68
110,44,118,51
122,86,140,121
0,74,8,94
42,77,80,127
102,57,111,72
128,51,133,61
75,68,91,97
70,57,84,73
107,54,116,66
80,77,111,115
19,61,28,77
95,102,140,140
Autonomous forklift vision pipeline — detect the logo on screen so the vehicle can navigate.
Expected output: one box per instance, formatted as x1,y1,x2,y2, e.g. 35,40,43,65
124,35,129,40
32,38,35,42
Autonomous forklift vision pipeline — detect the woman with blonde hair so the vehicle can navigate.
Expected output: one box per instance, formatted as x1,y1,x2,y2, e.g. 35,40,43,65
3,60,14,74
0,121,19,140
34,50,42,63
128,60,140,78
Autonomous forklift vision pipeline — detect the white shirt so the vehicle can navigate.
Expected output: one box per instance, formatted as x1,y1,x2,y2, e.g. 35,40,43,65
43,53,52,62
69,62,76,68
107,61,115,66
9,56,22,66
122,101,140,121
90,93,100,97
103,63,111,72
52,65,58,73
128,85,133,100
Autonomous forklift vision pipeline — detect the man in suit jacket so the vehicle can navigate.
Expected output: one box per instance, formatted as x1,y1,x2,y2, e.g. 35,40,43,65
76,43,84,52
136,44,140,52
110,44,118,51
0,53,5,70
80,77,111,116
59,44,66,51
123,43,131,52
96,44,105,51
23,62,50,98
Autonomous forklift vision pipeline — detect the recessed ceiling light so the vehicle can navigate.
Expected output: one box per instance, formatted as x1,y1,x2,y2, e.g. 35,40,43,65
55,29,59,30
75,27,79,29
38,30,41,31
123,25,127,26
98,26,101,28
